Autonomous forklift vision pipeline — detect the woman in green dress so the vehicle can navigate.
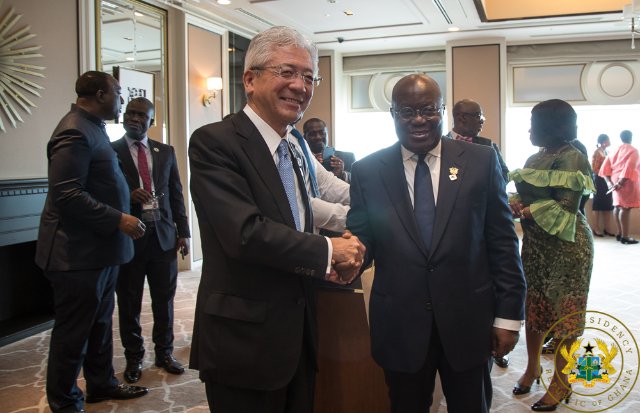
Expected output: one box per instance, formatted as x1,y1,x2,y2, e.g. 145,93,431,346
509,99,595,412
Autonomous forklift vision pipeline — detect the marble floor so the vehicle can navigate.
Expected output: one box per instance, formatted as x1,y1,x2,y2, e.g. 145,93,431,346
1,235,639,413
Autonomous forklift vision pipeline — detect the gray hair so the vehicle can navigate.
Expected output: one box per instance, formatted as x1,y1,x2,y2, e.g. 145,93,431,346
244,26,318,75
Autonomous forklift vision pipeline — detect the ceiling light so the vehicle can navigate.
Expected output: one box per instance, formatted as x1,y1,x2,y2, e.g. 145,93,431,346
134,11,144,17
126,57,135,61
217,0,231,5
448,26,460,32
622,1,640,49
344,10,354,16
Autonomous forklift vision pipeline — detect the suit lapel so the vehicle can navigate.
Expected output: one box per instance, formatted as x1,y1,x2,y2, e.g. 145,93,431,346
148,140,161,189
379,143,426,258
113,138,140,189
234,112,297,230
431,138,466,256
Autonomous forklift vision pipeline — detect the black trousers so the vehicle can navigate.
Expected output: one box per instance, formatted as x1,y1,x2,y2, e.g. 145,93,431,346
204,336,315,413
116,229,178,361
383,322,492,413
45,266,120,412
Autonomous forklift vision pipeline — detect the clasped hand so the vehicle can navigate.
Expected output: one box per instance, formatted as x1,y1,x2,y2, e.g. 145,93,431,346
326,230,365,285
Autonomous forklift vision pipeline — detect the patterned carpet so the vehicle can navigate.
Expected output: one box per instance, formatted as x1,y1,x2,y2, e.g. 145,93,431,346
1,235,639,412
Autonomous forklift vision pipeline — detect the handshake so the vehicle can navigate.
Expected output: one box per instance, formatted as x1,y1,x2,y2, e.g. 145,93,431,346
326,230,366,285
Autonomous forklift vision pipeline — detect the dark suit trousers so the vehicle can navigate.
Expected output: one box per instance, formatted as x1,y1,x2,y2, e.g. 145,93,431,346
383,320,492,413
204,330,315,413
116,228,178,360
45,267,119,412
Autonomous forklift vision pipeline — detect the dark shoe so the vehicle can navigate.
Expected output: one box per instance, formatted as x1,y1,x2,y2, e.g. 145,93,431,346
85,383,148,403
616,234,622,241
513,373,541,395
124,359,143,383
604,231,617,237
53,408,85,413
531,391,571,411
494,355,509,368
542,337,557,354
620,237,639,244
155,354,185,375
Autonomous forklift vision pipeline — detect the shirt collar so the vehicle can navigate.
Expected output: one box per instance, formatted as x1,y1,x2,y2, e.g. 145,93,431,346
124,134,149,148
243,105,293,156
400,139,442,162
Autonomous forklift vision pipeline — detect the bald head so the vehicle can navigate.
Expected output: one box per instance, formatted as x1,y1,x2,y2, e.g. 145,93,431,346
452,99,485,138
390,74,444,154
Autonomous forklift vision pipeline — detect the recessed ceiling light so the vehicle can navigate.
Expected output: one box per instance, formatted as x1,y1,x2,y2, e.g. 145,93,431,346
126,57,135,61
217,0,231,5
324,13,331,17
344,10,354,16
448,26,460,32
134,11,143,17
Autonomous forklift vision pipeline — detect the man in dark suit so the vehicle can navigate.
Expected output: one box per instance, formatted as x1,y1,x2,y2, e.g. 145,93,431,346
347,74,526,413
448,98,511,369
447,99,510,182
35,71,148,413
188,26,364,413
112,97,191,383
303,117,356,182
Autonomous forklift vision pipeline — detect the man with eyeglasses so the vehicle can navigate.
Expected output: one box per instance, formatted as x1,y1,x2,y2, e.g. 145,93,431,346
188,26,364,413
347,74,526,413
448,99,510,182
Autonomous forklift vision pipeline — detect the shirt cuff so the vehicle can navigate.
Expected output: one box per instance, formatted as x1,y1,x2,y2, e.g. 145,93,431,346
493,317,523,332
325,236,333,275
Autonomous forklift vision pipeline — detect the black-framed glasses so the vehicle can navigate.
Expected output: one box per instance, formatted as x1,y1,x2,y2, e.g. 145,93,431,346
458,112,485,121
391,105,445,121
251,65,322,87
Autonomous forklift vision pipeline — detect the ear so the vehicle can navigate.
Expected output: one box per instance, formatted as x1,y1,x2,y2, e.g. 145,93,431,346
243,69,256,97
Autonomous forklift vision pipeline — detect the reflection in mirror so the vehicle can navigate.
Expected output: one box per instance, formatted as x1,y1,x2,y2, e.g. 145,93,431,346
229,32,250,115
97,0,167,142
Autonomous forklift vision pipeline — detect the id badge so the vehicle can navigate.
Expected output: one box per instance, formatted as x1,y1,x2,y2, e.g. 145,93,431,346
141,192,162,222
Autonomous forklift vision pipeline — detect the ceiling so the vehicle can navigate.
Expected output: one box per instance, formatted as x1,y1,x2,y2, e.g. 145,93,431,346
167,0,637,54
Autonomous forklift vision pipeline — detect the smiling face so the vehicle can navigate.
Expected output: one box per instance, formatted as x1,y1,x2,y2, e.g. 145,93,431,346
244,45,314,136
391,74,443,154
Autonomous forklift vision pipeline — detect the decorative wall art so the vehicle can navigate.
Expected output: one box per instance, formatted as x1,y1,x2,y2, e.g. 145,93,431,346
0,0,45,133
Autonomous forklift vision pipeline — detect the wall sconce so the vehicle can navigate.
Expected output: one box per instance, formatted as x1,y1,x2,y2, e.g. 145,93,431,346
203,76,223,106
623,1,640,49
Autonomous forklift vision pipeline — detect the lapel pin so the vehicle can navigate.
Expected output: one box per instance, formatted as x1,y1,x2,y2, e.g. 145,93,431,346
153,147,159,152
449,167,459,181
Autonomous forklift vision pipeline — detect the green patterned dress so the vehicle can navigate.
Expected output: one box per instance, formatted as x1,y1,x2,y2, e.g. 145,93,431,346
510,144,595,338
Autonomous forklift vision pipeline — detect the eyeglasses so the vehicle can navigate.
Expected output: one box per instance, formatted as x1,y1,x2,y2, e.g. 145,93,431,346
458,112,485,121
391,105,445,121
251,65,322,87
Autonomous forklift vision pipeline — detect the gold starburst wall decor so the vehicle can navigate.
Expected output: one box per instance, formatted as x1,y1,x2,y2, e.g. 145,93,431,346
0,0,45,133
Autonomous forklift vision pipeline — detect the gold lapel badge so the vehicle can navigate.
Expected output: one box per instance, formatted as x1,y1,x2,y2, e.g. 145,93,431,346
153,147,160,152
449,167,459,181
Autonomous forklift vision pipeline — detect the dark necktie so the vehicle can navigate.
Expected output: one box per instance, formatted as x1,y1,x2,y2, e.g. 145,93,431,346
135,141,152,192
277,139,302,231
414,153,436,252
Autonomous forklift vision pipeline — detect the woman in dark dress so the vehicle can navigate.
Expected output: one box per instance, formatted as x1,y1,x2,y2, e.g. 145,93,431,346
591,134,614,236
509,99,595,412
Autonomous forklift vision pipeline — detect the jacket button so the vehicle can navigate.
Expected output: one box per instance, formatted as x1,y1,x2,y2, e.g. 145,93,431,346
425,302,433,311
427,266,435,272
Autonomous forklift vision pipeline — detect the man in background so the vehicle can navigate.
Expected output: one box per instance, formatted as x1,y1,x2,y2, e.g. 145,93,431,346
303,117,356,182
112,97,191,383
35,71,148,413
447,99,509,183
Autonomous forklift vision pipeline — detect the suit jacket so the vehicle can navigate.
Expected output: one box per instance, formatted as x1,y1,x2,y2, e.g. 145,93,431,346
446,132,510,182
35,104,133,271
188,110,329,390
347,139,526,373
111,137,190,252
